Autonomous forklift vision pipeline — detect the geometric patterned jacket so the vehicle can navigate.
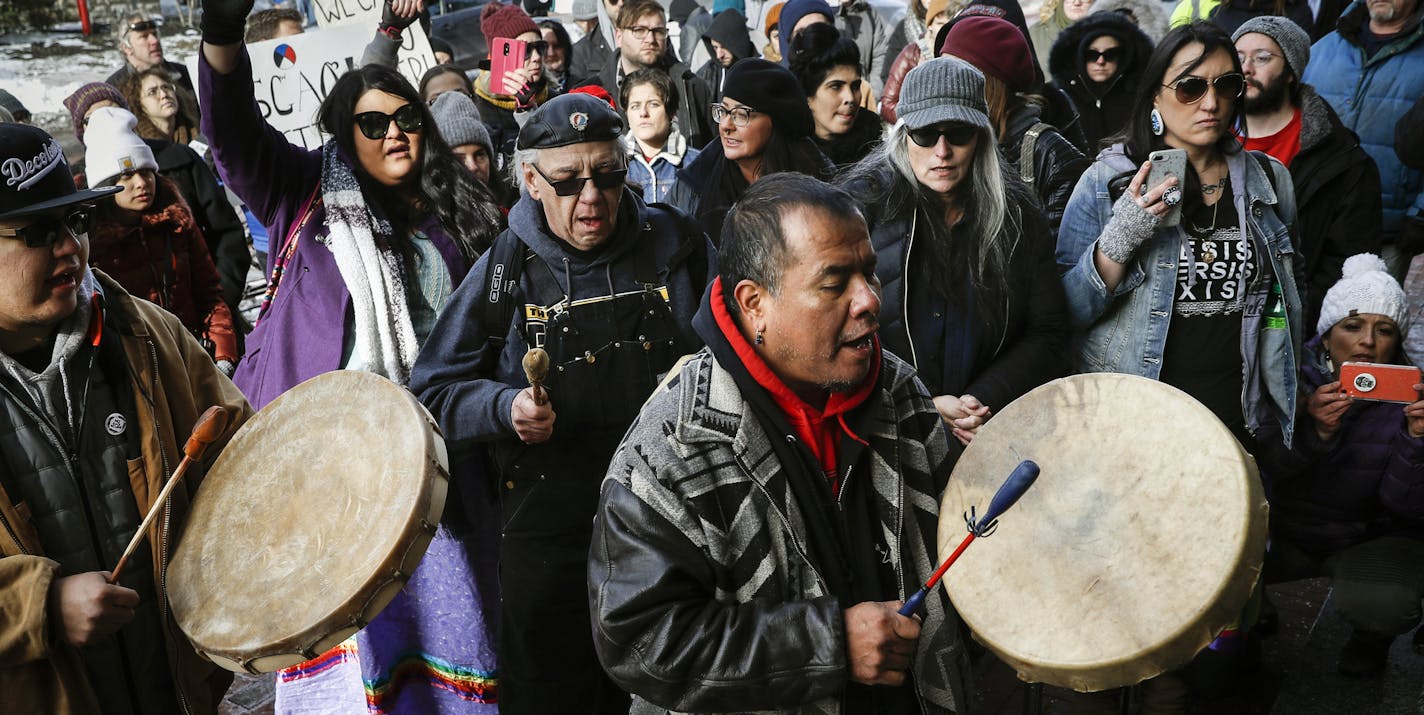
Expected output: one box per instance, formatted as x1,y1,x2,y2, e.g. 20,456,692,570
589,347,971,714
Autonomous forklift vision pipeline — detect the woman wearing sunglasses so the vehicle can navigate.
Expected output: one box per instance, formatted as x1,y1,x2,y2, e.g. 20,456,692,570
1048,11,1154,152
840,57,1068,446
1056,23,1301,700
198,2,504,710
665,59,833,246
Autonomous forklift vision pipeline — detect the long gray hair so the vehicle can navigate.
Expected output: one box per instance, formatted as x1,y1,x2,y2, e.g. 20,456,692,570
840,120,1027,326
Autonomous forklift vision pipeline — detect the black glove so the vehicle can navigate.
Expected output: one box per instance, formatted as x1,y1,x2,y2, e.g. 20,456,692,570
200,0,254,45
1399,216,1424,256
379,0,422,34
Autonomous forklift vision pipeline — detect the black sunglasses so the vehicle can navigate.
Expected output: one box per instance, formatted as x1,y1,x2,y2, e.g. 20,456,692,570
908,123,979,148
353,104,424,140
127,20,159,33
0,208,93,249
1084,47,1121,64
532,164,627,196
1164,73,1245,105
527,40,550,57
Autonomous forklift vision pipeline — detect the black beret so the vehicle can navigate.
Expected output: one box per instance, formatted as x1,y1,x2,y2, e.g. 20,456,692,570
516,93,624,150
721,59,815,139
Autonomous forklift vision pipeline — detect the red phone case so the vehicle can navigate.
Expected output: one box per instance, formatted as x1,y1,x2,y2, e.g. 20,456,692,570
490,38,526,96
1340,362,1422,403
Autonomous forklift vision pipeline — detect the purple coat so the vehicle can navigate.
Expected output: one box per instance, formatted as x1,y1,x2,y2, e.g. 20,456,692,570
200,50,469,409
1257,335,1424,555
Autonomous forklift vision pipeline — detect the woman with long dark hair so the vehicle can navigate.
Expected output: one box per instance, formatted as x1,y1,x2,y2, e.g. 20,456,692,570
1056,22,1302,703
789,23,885,168
198,1,504,710
841,56,1068,444
665,58,833,245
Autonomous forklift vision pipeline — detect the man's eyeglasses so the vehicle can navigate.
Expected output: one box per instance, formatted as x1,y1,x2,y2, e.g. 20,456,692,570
353,104,424,140
532,164,628,196
1163,73,1245,104
1084,47,1121,64
710,104,758,128
623,25,669,40
1236,50,1280,68
127,20,159,34
908,123,979,148
0,208,93,249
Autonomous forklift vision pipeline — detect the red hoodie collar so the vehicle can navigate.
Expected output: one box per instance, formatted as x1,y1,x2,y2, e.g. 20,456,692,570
709,276,880,425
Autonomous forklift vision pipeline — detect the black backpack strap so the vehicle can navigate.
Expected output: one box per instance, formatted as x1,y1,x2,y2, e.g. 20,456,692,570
651,203,712,288
1019,122,1051,186
479,231,529,350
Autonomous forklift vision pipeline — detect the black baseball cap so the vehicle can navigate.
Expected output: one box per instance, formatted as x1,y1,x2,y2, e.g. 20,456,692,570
0,124,119,222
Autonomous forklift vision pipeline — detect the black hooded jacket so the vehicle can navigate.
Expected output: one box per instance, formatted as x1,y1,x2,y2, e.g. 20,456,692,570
1048,12,1154,154
696,9,758,101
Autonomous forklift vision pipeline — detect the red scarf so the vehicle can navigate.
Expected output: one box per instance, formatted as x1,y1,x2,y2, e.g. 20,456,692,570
709,277,880,497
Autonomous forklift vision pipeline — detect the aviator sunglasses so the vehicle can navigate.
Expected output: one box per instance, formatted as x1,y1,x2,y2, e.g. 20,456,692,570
531,164,628,196
353,104,424,140
908,123,979,148
1163,73,1245,104
0,208,93,249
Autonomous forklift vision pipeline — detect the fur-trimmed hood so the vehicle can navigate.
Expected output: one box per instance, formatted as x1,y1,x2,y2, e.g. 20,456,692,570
1086,0,1168,43
1048,10,1154,85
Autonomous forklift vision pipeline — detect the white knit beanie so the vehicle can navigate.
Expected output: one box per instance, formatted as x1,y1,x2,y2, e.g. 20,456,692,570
1316,253,1409,336
83,106,157,189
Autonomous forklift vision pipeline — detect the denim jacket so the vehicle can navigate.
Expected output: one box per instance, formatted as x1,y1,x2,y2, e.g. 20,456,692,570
1056,145,1304,446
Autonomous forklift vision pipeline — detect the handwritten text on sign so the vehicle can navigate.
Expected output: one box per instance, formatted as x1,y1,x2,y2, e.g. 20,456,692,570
190,24,436,149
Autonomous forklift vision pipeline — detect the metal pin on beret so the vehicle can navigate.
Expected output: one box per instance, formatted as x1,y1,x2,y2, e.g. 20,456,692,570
516,93,625,150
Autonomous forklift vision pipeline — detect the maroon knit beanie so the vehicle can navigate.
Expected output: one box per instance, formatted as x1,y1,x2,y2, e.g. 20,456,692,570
480,2,539,43
63,82,129,144
939,15,1034,92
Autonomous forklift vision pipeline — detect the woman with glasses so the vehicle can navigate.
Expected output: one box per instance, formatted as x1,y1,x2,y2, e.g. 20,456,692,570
840,57,1067,445
197,1,504,709
789,23,885,168
666,59,833,246
121,66,202,145
1056,23,1301,699
1048,11,1154,152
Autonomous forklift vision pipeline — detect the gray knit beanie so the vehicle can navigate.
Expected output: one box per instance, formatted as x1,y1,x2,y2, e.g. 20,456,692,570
573,0,598,20
430,91,494,154
1317,253,1409,337
895,56,992,133
1232,16,1310,77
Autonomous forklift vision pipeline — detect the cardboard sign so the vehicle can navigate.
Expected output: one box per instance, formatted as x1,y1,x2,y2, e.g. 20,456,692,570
188,24,437,149
310,0,382,29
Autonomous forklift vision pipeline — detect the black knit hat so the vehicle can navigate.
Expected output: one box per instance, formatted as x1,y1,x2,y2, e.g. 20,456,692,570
721,59,814,138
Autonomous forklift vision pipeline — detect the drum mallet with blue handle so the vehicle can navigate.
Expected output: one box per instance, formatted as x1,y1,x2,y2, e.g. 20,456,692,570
899,459,1040,617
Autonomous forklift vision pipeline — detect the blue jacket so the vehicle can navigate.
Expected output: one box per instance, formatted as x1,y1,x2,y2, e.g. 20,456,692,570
1304,0,1424,241
1056,145,1304,445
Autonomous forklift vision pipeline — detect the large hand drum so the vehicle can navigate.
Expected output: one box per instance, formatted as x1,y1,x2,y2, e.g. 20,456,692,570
940,374,1267,692
168,371,449,674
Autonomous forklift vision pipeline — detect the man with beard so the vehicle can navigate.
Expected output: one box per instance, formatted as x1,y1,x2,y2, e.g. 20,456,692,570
589,0,715,148
1305,0,1424,280
588,173,970,715
1234,16,1383,329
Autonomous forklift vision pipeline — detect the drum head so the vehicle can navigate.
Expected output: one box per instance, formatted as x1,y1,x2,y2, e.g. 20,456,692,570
940,374,1266,692
169,371,448,673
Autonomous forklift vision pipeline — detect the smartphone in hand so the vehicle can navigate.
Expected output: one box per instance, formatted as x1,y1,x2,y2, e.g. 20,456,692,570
490,38,527,97
1340,362,1423,403
1146,149,1188,228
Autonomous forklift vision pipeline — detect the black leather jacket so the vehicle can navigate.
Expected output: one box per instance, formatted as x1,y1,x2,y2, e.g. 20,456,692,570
1002,102,1089,236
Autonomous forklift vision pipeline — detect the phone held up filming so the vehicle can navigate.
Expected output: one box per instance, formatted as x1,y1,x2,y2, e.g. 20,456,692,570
1339,362,1423,404
1146,149,1188,228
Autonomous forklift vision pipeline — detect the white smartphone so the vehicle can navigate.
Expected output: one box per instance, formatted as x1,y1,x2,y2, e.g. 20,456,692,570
1146,149,1188,228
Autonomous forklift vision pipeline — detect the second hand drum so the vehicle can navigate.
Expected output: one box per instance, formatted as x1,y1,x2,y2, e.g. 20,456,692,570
940,373,1267,692
167,371,449,674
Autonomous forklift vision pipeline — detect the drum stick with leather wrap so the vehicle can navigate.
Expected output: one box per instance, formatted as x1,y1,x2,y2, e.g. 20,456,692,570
899,460,1040,617
108,406,230,585
523,347,550,406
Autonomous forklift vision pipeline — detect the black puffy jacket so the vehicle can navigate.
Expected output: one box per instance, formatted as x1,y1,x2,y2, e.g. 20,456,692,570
1001,101,1089,237
1047,12,1154,154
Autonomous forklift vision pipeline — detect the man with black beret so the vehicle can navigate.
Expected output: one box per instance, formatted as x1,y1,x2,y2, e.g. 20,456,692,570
410,92,716,715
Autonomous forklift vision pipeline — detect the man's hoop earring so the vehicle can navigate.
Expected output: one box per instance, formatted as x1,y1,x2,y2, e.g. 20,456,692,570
755,331,765,346
1150,108,1165,136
